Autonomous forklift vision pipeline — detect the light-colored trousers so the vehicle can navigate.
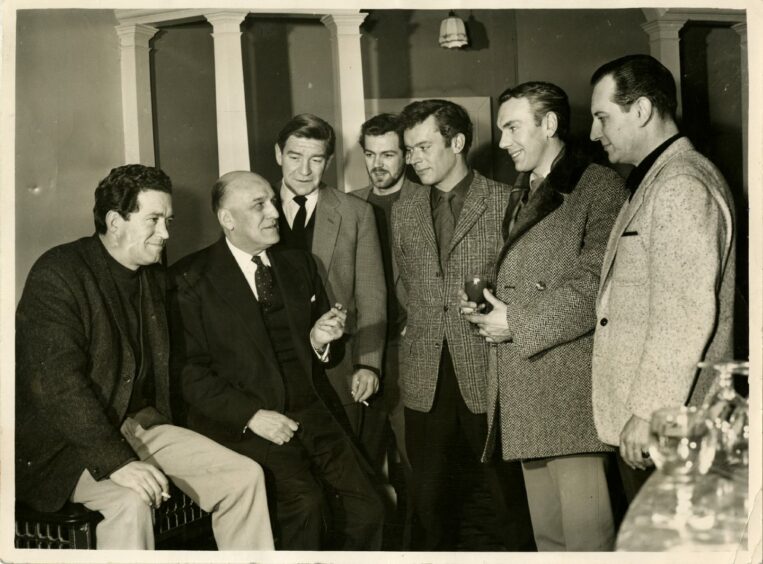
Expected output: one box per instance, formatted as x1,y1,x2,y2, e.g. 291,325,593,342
70,413,274,550
521,453,615,551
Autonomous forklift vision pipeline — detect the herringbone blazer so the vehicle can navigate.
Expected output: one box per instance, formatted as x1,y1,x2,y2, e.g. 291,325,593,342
481,150,628,462
592,136,736,446
392,171,509,413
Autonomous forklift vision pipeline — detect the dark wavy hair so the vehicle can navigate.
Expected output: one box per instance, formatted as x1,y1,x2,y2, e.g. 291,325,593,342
359,113,404,151
276,113,336,158
399,99,473,156
590,54,677,121
498,81,571,142
93,164,172,234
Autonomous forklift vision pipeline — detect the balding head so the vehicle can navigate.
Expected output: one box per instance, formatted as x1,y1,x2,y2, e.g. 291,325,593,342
213,171,280,254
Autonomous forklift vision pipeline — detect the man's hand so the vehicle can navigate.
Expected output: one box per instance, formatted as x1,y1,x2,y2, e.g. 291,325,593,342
461,289,512,344
619,414,654,470
351,368,379,403
248,410,299,445
310,304,347,351
110,461,169,508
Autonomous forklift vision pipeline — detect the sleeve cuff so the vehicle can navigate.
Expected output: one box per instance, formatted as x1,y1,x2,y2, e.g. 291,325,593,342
354,364,381,377
313,342,330,363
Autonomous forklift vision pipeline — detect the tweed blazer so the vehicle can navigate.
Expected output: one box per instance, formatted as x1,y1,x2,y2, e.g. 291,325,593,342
592,136,736,446
481,150,628,462
392,170,509,413
292,185,386,406
15,235,171,512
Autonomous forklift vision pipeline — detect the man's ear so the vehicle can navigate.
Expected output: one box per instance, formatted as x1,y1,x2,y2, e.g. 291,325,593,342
634,96,654,126
275,143,283,166
105,209,123,234
451,132,466,154
217,208,233,231
543,111,559,139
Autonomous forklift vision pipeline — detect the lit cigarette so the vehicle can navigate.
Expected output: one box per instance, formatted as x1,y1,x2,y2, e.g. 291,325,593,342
361,400,369,407
160,492,171,500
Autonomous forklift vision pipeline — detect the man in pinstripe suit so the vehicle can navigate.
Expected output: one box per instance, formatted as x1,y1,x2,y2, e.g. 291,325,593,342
392,99,533,551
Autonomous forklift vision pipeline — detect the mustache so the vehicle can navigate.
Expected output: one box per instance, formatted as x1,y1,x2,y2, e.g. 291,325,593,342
371,168,390,174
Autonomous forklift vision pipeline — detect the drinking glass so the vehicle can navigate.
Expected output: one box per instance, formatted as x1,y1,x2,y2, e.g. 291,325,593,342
648,406,717,531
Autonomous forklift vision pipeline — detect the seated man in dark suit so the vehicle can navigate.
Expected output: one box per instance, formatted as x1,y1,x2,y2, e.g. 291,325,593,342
15,164,273,550
169,171,384,551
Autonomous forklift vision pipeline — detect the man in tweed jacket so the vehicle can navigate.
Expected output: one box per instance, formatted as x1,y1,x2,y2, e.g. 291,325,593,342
589,55,735,500
392,99,532,550
462,83,627,551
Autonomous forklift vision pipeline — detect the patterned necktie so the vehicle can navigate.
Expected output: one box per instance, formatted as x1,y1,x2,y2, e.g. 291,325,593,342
291,195,308,250
252,255,277,310
433,190,456,270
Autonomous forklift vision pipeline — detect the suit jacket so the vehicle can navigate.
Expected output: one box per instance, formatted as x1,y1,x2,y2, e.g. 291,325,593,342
352,178,420,340
15,235,171,512
169,238,344,446
391,170,509,413
592,136,736,446
482,149,628,462
279,184,386,407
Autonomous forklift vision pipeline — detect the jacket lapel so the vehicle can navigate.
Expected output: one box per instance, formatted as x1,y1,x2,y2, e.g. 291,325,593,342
504,178,564,249
408,182,439,252
449,173,488,253
203,238,280,373
311,186,341,273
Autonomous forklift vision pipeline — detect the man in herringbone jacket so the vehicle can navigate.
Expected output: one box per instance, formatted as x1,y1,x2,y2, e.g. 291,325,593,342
462,83,627,551
392,99,533,551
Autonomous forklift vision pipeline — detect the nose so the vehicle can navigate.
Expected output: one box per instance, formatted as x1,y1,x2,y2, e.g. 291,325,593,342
299,158,310,176
499,130,511,150
590,119,601,142
265,201,279,219
373,154,383,168
408,148,421,165
156,219,170,240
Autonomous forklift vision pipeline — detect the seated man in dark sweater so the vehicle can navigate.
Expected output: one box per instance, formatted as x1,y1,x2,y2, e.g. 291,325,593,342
15,164,273,549
169,170,384,551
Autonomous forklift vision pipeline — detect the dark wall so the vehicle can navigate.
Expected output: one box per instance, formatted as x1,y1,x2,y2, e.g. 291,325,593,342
152,21,220,264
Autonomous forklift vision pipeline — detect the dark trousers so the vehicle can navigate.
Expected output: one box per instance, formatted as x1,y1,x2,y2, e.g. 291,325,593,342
615,453,655,504
235,399,384,550
405,343,535,551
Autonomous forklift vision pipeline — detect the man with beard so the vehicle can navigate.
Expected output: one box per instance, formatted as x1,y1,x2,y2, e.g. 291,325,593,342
352,113,419,547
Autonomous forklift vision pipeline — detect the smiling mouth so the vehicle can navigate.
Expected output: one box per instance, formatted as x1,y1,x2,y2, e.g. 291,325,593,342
509,149,523,159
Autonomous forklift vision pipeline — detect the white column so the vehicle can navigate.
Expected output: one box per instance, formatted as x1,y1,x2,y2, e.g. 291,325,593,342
205,11,250,175
733,22,748,199
641,19,687,118
115,24,159,165
321,12,368,192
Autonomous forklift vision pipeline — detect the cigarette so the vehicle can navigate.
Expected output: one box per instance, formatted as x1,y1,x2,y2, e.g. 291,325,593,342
361,400,369,407
160,492,171,500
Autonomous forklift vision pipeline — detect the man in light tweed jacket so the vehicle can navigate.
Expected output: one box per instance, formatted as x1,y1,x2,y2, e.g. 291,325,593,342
461,82,627,551
392,99,533,550
589,55,736,501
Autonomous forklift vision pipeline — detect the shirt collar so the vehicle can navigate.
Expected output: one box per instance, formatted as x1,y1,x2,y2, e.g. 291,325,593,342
626,133,682,198
225,237,270,269
432,169,473,202
280,181,320,206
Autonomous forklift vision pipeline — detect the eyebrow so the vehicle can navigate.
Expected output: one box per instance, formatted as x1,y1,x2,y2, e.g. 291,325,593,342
593,111,608,116
286,149,325,158
499,119,521,128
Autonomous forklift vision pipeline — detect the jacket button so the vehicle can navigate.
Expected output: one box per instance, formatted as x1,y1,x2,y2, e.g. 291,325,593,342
26,460,32,467
535,281,547,291
123,376,132,383
435,272,442,278
443,305,449,312
600,318,608,326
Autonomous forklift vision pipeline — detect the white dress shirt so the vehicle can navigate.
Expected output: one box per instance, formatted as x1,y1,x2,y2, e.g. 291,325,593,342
279,182,319,228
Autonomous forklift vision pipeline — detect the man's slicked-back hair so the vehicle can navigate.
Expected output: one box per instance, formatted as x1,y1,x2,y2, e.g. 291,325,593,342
498,81,571,142
359,113,404,151
590,54,678,121
399,99,473,156
93,164,172,234
276,113,336,158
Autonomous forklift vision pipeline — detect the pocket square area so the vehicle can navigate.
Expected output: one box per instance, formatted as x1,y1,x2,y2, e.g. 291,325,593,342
310,294,316,302
621,230,639,237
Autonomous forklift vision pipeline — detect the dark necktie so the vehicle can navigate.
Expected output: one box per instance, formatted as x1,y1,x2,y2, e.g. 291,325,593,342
433,190,456,270
252,255,278,310
291,195,308,250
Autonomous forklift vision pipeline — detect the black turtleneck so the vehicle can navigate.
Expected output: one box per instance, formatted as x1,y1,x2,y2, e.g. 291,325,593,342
626,133,682,199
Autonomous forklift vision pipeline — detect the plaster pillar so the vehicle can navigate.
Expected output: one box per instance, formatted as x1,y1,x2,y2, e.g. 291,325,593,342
115,23,159,165
205,11,250,175
732,22,748,199
641,19,687,117
321,13,368,192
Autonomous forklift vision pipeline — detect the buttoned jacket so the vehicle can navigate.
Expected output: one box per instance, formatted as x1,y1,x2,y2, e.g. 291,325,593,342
592,136,736,446
391,170,509,413
482,150,627,461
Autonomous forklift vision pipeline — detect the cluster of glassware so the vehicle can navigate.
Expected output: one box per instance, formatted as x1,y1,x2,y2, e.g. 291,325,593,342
647,360,749,533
